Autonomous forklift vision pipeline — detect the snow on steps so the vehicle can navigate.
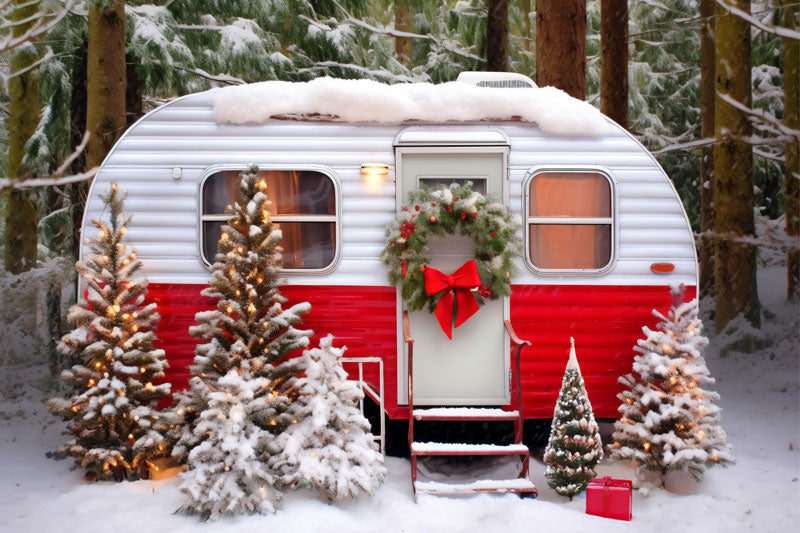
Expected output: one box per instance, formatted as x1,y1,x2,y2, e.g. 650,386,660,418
412,407,519,421
414,478,538,496
410,442,530,456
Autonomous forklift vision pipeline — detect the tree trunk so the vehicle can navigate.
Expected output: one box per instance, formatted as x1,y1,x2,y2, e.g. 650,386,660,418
4,0,42,274
600,0,628,128
394,0,412,67
522,0,532,54
535,0,586,99
699,0,715,297
70,38,88,261
86,0,126,170
486,0,509,71
783,1,799,300
713,0,760,332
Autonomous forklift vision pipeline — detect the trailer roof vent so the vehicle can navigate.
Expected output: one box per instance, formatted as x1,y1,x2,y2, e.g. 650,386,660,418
456,71,537,89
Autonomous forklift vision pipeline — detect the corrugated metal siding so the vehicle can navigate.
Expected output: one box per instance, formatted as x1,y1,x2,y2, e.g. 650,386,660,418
84,91,696,288
510,284,698,418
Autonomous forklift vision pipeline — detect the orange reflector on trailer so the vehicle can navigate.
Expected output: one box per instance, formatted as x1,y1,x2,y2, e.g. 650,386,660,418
650,263,675,273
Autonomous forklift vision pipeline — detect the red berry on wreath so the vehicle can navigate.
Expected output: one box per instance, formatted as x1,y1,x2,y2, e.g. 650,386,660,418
414,205,420,211
430,216,437,223
492,231,497,237
446,206,452,212
400,220,416,239
461,212,467,220
455,197,460,202
470,212,478,218
477,286,492,298
431,203,437,207
401,206,408,211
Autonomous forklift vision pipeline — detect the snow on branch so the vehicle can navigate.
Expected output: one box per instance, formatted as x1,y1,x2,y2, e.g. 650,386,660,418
653,137,717,154
716,0,800,40
0,0,75,54
718,92,800,141
174,64,244,86
0,131,98,191
1,45,52,80
298,61,422,84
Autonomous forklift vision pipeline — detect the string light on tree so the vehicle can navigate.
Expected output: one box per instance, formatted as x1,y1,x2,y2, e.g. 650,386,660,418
609,285,733,486
46,182,173,481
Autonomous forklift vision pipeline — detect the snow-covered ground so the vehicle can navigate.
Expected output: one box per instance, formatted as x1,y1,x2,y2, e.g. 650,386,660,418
1,266,797,533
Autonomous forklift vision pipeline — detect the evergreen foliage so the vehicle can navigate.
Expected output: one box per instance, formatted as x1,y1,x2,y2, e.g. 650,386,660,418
543,338,603,499
268,335,386,501
172,164,313,518
46,183,171,479
610,285,733,482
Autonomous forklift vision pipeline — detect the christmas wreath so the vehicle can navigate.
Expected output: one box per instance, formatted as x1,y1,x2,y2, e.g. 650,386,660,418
380,182,522,338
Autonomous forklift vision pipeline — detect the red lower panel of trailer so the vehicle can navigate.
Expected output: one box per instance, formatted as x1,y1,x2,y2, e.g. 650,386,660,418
146,283,695,419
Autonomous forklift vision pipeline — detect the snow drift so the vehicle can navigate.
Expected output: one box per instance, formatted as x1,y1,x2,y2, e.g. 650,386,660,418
211,77,612,136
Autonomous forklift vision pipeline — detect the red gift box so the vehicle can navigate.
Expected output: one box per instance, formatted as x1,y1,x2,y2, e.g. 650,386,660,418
586,477,632,521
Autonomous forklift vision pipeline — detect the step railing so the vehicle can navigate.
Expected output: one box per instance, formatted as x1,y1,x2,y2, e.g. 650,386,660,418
504,319,531,478
402,311,417,486
342,356,385,454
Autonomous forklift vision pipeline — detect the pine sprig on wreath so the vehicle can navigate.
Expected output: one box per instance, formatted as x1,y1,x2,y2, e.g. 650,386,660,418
379,182,521,313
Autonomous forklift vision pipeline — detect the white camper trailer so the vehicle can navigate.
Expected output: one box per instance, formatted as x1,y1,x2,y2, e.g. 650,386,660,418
81,73,697,495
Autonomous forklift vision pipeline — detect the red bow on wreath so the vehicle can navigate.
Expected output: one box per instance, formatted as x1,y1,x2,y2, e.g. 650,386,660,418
423,260,481,339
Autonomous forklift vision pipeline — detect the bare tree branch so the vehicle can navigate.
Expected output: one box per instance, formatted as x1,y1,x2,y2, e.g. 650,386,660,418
716,0,800,40
0,0,75,54
718,91,800,141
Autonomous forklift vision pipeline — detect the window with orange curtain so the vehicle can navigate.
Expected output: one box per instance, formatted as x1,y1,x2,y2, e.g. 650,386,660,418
201,169,337,270
527,171,613,271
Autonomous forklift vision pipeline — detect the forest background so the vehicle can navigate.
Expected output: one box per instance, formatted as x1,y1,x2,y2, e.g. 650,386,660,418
0,0,797,379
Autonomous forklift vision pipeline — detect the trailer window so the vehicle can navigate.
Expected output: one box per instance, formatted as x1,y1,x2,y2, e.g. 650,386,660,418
526,171,613,271
201,169,337,270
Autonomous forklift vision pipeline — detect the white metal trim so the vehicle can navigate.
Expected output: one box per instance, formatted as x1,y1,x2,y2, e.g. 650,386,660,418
196,163,343,276
393,127,510,146
522,166,619,276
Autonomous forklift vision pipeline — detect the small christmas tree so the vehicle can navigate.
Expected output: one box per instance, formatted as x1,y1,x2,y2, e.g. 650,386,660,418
173,165,312,517
269,335,386,501
543,338,604,499
610,285,733,484
177,362,281,520
47,183,171,480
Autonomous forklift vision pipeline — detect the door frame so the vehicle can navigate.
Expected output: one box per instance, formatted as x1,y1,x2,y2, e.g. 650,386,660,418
394,145,511,406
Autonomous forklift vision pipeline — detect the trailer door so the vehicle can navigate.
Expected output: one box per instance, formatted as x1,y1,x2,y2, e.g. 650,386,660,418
396,145,510,406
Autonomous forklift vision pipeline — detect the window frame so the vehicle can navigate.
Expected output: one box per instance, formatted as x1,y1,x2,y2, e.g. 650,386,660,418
197,164,342,275
522,166,618,275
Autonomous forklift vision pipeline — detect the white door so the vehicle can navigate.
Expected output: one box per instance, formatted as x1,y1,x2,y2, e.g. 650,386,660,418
397,147,510,405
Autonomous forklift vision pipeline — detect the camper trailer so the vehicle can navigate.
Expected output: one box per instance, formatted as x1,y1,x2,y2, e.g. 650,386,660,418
80,73,697,495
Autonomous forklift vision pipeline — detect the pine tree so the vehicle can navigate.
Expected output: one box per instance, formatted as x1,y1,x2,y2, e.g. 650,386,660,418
543,338,604,500
173,164,312,517
269,335,386,501
177,362,281,520
47,182,171,480
610,285,733,483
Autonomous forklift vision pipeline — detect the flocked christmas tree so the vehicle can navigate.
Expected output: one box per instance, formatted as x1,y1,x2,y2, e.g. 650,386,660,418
543,338,604,499
268,335,386,501
47,183,171,480
173,164,313,519
610,285,733,484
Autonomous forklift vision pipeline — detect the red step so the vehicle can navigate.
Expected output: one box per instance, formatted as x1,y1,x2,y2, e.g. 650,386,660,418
413,407,519,421
411,442,530,457
414,478,538,496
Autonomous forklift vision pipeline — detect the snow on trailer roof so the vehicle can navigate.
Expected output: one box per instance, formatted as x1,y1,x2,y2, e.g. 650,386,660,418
211,76,613,137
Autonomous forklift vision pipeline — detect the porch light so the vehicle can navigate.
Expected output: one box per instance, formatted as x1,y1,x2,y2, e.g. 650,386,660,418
361,163,389,190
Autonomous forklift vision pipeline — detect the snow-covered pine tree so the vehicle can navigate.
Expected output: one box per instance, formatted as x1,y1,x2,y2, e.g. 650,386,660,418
173,164,312,517
269,335,386,501
177,362,281,520
610,284,733,483
543,338,603,499
47,182,171,480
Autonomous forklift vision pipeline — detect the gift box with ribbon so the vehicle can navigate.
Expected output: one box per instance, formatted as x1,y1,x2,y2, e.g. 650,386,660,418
585,476,632,521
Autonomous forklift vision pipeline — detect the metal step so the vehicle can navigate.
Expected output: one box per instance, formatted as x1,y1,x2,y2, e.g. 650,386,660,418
410,442,530,456
414,478,538,496
412,407,520,421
